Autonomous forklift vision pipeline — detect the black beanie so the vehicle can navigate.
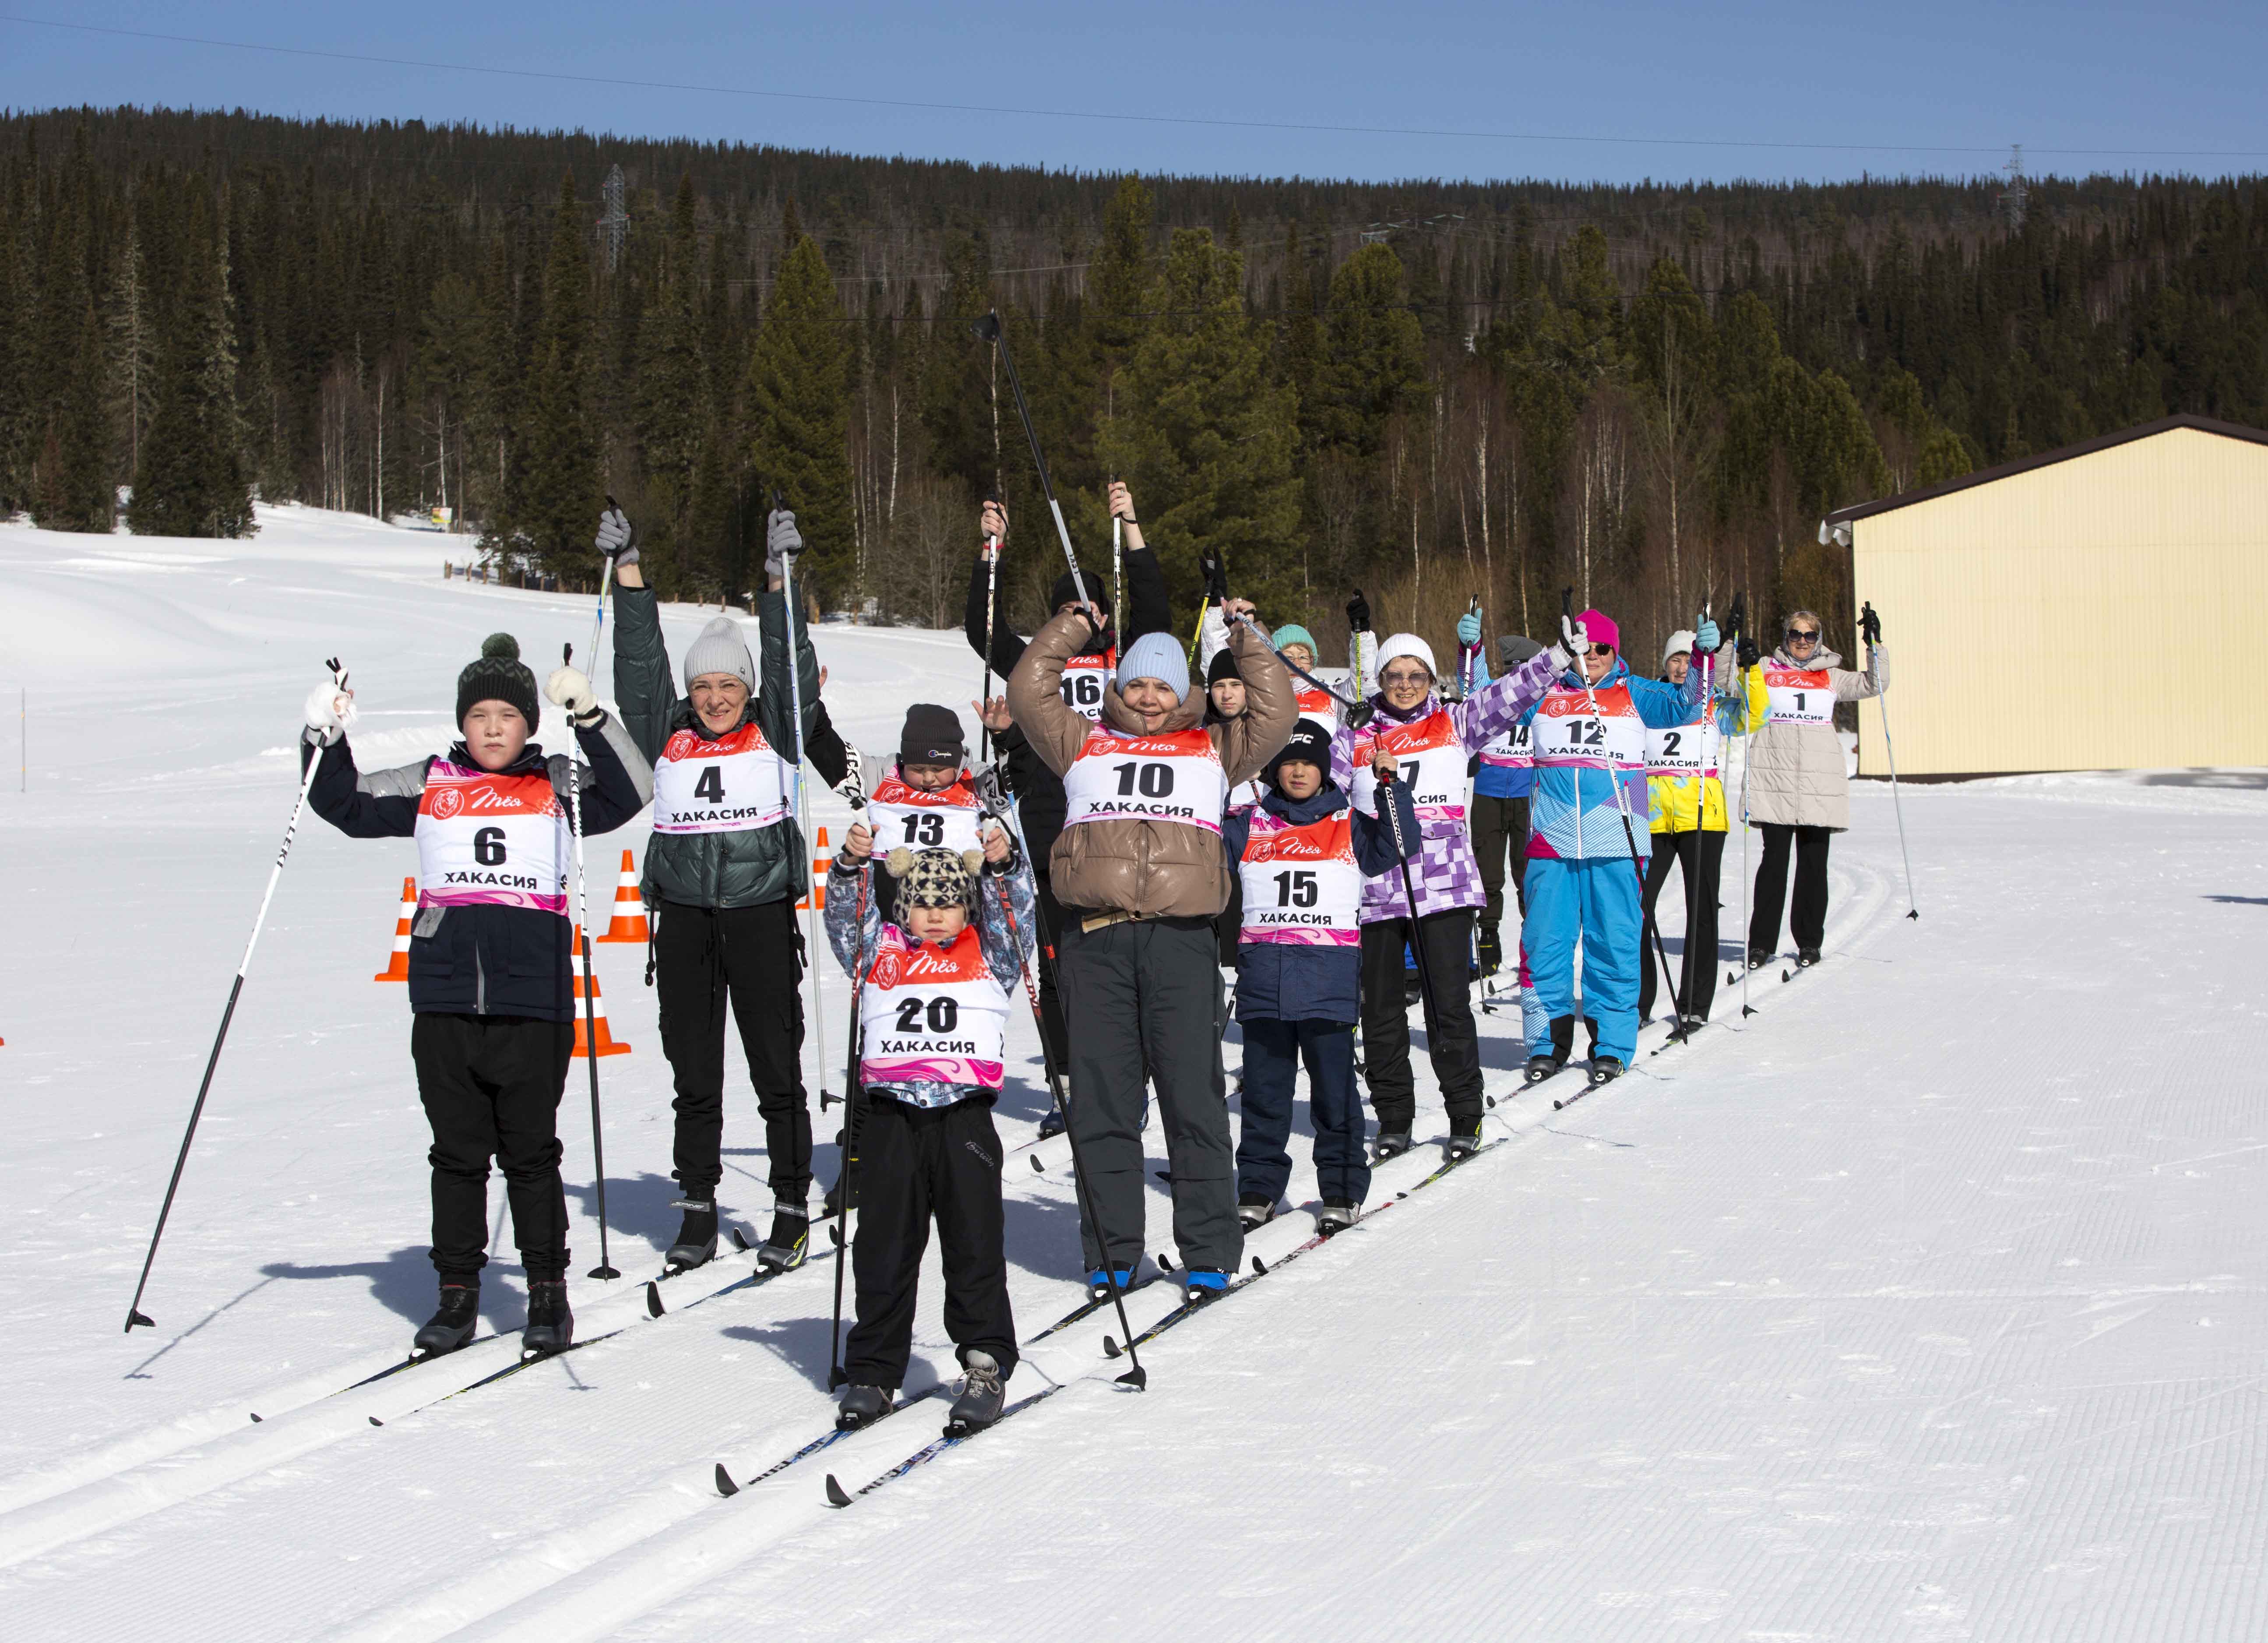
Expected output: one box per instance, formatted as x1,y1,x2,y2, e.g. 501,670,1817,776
457,633,540,733
1047,571,1111,628
1207,648,1243,687
1266,722,1334,787
898,703,966,769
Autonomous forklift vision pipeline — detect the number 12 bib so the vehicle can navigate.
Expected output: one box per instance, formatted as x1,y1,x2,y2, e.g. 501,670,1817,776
1532,684,1647,772
1060,726,1228,836
652,722,789,835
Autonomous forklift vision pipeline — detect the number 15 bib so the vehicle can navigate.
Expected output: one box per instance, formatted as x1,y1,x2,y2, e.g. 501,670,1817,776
652,722,790,835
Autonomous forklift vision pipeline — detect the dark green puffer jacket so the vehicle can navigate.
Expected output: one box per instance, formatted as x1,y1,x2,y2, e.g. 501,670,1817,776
613,583,821,909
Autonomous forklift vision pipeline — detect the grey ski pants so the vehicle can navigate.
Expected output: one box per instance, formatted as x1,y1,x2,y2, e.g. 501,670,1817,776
1056,914,1241,1276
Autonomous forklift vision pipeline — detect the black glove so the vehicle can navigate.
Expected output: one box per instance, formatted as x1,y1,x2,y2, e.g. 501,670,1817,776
1859,602,1883,646
1346,590,1371,634
1736,637,1760,670
1199,550,1229,603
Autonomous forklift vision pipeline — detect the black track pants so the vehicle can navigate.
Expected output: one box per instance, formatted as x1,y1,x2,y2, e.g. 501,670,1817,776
844,1097,1017,1389
654,898,810,1209
1472,793,1531,928
1749,823,1832,957
1638,828,1726,1022
410,1012,574,1281
1359,909,1483,1133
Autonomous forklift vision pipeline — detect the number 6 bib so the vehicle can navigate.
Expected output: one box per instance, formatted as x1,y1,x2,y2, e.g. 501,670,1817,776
651,722,790,835
1060,726,1228,836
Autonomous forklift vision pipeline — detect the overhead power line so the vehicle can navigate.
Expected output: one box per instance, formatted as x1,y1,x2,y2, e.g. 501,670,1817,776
6,14,2267,162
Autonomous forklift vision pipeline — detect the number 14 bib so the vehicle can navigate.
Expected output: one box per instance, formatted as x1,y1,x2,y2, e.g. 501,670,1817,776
652,722,789,835
1060,726,1228,836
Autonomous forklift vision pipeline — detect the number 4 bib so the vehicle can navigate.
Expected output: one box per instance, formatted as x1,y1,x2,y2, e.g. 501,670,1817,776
652,723,789,835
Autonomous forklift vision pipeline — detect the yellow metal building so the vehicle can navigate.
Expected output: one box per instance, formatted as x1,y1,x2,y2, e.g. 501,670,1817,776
1823,414,2268,777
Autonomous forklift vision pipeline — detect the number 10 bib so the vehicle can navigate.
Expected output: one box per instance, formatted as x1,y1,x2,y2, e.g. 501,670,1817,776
1060,726,1228,836
652,722,789,835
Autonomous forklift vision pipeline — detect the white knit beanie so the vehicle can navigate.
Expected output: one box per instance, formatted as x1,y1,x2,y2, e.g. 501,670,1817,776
1663,628,1696,663
682,616,757,694
1375,632,1437,679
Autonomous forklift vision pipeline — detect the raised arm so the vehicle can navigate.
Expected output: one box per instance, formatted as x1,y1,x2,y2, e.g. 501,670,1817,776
963,499,1028,678
1214,610,1299,787
1005,607,1106,778
303,735,426,839
1453,644,1563,747
752,587,821,759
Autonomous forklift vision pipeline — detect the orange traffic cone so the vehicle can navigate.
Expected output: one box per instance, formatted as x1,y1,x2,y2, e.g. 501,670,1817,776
571,927,631,1058
797,827,831,911
596,849,648,944
373,876,416,982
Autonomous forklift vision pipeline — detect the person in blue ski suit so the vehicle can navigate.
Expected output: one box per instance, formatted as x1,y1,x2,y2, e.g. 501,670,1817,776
1515,608,1718,1082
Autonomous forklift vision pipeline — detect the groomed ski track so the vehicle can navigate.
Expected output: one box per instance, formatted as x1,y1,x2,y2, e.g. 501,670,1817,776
4,510,2263,1639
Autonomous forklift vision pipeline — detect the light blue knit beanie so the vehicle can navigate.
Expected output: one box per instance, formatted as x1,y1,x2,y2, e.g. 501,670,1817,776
1115,631,1191,703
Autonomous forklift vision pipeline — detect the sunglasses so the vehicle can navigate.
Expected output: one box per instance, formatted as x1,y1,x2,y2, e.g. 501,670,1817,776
1586,644,1616,658
1785,628,1820,642
1380,670,1432,688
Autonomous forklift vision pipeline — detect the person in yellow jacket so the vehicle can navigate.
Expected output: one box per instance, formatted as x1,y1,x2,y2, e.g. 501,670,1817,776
1638,628,1741,1026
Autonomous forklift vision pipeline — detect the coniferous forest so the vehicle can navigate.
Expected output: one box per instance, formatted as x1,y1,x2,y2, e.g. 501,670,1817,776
5,105,2267,663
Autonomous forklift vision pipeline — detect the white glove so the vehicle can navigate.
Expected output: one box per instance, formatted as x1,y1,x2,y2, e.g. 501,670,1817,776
595,507,637,567
1546,642,1574,673
764,508,803,578
303,678,357,746
546,666,601,726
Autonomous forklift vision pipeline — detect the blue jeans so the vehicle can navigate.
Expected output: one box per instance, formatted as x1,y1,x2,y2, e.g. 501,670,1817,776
1236,1016,1371,1206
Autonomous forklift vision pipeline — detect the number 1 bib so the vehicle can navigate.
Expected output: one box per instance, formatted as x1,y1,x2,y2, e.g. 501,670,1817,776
1762,665,1834,726
652,722,789,835
1060,726,1228,836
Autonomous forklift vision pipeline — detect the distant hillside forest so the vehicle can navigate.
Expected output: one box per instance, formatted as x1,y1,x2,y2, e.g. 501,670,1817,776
6,105,2267,661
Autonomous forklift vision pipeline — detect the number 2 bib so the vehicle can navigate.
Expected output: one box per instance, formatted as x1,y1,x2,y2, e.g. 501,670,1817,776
1238,810,1362,947
858,926,1011,1092
1060,726,1228,836
651,722,789,835
1763,665,1834,727
415,760,569,914
1644,716,1711,777
866,772,986,856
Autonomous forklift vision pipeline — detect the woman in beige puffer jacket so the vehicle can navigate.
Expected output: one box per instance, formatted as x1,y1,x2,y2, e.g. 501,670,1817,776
1738,609,1885,966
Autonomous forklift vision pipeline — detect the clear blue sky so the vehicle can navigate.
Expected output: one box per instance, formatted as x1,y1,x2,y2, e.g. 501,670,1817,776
3,2,2263,185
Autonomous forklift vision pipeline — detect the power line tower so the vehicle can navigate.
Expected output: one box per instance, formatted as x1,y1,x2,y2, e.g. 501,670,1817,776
599,164,629,272
1998,145,2028,233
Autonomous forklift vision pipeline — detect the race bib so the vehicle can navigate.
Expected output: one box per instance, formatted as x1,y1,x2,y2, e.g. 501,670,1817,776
866,771,986,857
1478,719,1533,770
1531,683,1648,772
652,722,789,835
1238,810,1362,946
415,760,568,914
1763,665,1835,726
1350,708,1469,821
1644,717,1712,777
1295,684,1341,733
858,926,1011,1090
1060,726,1228,836
1059,653,1111,721
1227,777,1262,815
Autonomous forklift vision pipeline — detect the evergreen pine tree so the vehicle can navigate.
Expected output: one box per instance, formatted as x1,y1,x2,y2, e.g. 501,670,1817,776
635,173,709,592
1315,243,1425,457
746,229,854,599
129,178,254,538
32,292,114,530
513,173,601,574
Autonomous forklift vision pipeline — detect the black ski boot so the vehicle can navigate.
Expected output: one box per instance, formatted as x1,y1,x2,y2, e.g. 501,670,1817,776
1795,948,1821,968
1525,1012,1575,1084
665,1196,719,1272
944,1350,1007,1436
1316,1200,1359,1236
836,1384,891,1431
1746,945,1775,970
1476,923,1502,976
1445,1123,1485,1160
1372,1131,1412,1161
521,1280,574,1357
413,1281,479,1358
757,1206,810,1272
1587,1058,1625,1089
1036,1105,1066,1141
1236,1195,1276,1232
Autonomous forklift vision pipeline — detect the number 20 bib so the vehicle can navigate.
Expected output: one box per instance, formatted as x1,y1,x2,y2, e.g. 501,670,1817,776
415,760,569,914
651,722,789,835
858,926,1011,1091
866,772,985,856
1762,665,1834,727
1060,726,1228,836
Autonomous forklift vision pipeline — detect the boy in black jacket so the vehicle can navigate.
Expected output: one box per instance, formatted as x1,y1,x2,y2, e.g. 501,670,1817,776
302,634,650,1358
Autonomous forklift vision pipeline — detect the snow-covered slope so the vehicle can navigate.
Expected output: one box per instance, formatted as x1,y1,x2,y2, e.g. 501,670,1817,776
1,506,2262,1640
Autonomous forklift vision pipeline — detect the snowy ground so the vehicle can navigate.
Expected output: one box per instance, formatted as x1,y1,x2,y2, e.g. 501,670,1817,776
1,506,2262,1641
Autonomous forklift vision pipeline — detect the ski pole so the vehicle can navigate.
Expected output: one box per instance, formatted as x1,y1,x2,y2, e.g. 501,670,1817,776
1559,590,1682,1040
1863,602,1919,920
989,860,1145,1389
592,494,622,668
1111,499,1124,663
772,488,834,1120
563,642,621,1282
1671,603,1712,1036
1374,763,1447,1076
126,662,342,1330
971,311,1092,615
1226,612,1359,709
826,775,870,1391
1734,591,1756,1019
979,518,1000,764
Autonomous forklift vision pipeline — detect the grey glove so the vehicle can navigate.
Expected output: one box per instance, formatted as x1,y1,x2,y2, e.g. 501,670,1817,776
764,508,803,579
595,507,637,568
